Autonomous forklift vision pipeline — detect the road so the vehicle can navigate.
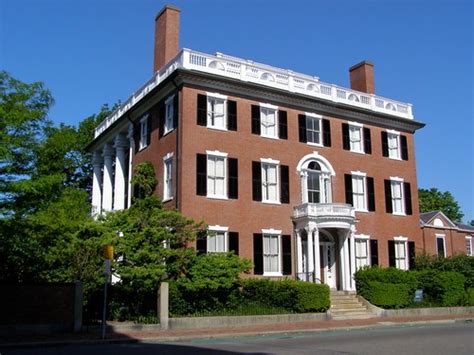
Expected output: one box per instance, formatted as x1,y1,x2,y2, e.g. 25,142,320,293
5,322,474,355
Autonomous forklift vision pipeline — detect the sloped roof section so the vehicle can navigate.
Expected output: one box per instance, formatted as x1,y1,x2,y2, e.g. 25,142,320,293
420,211,457,228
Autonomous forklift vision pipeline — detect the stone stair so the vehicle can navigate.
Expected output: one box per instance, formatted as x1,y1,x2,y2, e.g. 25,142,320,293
329,291,376,320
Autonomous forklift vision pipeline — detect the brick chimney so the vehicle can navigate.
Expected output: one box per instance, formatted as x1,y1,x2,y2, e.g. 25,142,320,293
154,5,181,73
349,61,375,94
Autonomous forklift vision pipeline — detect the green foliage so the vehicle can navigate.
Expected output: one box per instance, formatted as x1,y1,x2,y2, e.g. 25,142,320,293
427,272,465,307
418,187,464,222
365,281,412,308
412,253,474,288
176,253,252,291
466,288,474,306
131,162,157,199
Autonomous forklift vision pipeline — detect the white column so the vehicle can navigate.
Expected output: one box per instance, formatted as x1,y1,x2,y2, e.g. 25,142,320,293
314,228,321,283
343,233,351,291
91,150,103,216
296,229,303,276
113,134,128,211
300,171,307,204
102,143,114,212
339,233,346,290
127,123,134,208
349,229,356,291
306,227,314,276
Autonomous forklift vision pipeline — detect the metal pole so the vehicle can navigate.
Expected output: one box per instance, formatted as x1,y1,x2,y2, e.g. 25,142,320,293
101,259,110,339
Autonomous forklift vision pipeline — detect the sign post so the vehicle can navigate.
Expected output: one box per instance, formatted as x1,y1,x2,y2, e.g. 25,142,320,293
101,245,113,339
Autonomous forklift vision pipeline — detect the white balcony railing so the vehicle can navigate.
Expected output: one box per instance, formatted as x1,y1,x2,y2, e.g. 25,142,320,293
94,48,414,139
293,203,355,220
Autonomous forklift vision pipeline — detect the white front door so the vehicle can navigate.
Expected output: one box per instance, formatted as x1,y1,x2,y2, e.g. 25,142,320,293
320,242,336,289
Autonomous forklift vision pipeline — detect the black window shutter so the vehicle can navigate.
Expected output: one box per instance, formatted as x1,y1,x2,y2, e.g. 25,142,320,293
367,177,376,212
322,119,331,147
146,115,152,146
298,114,307,143
342,123,350,150
253,233,263,275
404,182,412,215
227,100,237,131
381,131,389,157
252,161,262,201
282,235,292,275
388,240,396,267
363,127,372,154
251,105,261,135
196,236,207,255
197,94,207,126
370,239,379,266
229,232,239,255
173,93,179,129
158,101,165,138
280,165,290,204
401,135,409,161
196,154,207,196
408,241,415,270
134,123,140,153
278,110,288,140
384,179,393,213
228,158,238,199
344,174,353,206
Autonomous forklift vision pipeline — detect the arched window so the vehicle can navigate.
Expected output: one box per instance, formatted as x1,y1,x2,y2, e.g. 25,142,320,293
297,153,335,204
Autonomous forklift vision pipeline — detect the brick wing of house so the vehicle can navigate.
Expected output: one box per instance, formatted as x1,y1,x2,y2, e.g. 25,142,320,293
87,5,442,291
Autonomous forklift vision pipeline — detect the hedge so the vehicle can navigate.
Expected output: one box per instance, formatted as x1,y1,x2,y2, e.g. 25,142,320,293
365,281,412,308
467,288,474,306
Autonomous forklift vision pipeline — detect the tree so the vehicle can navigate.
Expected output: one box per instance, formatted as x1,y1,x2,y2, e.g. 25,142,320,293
418,188,464,222
0,71,53,215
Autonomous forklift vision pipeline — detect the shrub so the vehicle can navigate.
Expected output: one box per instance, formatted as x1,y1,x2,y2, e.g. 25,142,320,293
429,272,465,307
365,281,412,308
466,288,474,306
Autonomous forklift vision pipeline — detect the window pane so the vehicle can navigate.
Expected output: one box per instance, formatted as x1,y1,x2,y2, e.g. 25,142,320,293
437,237,445,257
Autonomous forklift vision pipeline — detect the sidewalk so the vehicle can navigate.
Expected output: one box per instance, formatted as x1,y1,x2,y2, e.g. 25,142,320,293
1,313,472,349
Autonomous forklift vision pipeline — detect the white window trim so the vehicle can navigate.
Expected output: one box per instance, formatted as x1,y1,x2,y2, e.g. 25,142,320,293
261,229,282,276
390,177,405,216
162,152,174,202
386,129,401,161
206,92,228,131
207,225,229,253
351,171,368,212
393,236,408,270
259,103,279,139
138,114,149,151
466,236,473,256
355,234,370,270
348,122,364,154
305,112,323,147
436,234,446,257
206,151,228,200
261,161,280,204
163,94,175,136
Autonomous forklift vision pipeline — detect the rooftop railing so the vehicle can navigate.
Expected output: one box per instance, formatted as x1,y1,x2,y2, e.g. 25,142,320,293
94,48,414,138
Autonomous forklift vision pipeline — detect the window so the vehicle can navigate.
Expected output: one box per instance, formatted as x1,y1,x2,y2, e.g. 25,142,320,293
164,95,175,134
260,106,278,138
263,232,281,275
207,152,227,199
349,124,363,153
261,160,279,203
436,235,446,258
466,237,473,256
382,130,408,160
307,162,322,203
343,123,371,153
139,114,149,150
196,93,237,131
352,174,366,211
306,115,322,145
394,238,408,270
355,237,370,270
388,132,400,159
299,113,331,147
391,180,404,215
208,230,227,253
163,153,173,201
345,173,375,212
208,95,226,130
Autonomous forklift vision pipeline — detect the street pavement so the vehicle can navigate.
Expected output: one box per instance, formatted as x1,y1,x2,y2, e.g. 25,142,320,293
4,322,474,354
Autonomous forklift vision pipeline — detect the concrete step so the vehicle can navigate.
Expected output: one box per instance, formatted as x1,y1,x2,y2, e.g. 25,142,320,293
331,314,375,320
330,307,369,314
331,298,362,304
331,305,366,311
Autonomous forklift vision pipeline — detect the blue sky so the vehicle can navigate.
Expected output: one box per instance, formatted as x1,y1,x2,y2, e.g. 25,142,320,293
1,0,472,221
